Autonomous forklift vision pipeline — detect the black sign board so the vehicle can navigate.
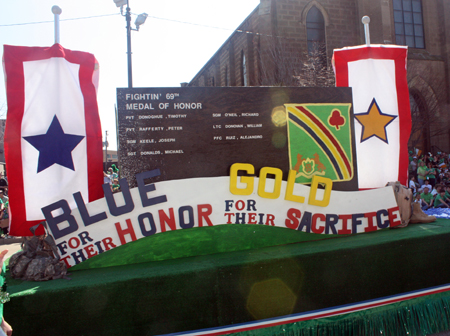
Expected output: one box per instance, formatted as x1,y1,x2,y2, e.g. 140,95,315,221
117,87,357,190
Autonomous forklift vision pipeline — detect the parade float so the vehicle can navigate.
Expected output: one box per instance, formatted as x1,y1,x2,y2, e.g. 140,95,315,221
2,16,450,336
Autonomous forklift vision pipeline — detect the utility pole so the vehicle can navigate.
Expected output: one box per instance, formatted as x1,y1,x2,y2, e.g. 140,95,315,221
126,1,133,88
113,0,147,88
104,130,108,171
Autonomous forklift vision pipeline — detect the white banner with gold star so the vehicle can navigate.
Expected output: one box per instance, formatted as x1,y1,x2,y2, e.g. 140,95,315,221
333,45,412,189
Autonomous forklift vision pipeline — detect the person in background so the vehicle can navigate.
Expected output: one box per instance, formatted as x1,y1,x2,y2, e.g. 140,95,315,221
106,168,114,183
110,164,119,179
0,191,9,238
0,175,7,197
420,187,434,210
409,176,419,194
103,171,112,185
443,172,450,185
112,179,121,193
0,192,8,206
417,160,428,186
414,193,427,208
0,194,9,238
426,162,437,188
434,189,450,208
444,185,450,203
430,184,442,197
421,179,432,193
0,249,12,335
409,157,418,180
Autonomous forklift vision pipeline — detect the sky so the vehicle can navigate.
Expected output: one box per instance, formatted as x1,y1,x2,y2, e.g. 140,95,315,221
0,0,260,150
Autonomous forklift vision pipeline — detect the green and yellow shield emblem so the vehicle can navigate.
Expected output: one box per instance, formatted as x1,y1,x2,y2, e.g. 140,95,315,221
286,104,354,184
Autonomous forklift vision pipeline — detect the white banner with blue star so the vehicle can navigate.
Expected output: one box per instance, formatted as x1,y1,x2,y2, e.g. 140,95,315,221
22,58,88,220
3,44,104,236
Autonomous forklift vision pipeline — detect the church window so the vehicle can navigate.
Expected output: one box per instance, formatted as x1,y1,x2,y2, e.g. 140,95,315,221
393,0,424,48
306,6,325,54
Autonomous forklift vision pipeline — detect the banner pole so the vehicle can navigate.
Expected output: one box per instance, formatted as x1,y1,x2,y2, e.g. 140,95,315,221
52,6,62,44
362,16,371,46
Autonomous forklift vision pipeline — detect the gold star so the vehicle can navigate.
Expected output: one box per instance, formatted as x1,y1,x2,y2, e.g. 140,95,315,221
355,98,397,143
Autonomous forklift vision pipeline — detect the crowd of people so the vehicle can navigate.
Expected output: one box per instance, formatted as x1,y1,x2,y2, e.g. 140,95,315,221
409,151,450,210
103,164,121,193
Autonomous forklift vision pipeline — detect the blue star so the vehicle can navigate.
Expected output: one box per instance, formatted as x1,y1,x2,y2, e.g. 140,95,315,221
23,115,85,173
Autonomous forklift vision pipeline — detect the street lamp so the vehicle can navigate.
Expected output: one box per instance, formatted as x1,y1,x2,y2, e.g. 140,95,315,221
135,13,148,30
113,0,148,88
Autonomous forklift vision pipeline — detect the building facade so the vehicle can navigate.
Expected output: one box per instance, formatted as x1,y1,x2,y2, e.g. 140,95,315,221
189,0,450,154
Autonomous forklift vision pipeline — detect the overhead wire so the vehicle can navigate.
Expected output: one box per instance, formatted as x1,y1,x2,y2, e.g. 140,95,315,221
144,14,233,31
0,13,120,27
137,13,293,40
0,11,288,40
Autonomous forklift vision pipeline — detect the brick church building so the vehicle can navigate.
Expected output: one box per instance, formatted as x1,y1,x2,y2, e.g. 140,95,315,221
188,0,450,154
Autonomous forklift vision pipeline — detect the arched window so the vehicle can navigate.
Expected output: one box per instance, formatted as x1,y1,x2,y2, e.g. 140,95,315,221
241,51,248,86
306,6,325,55
393,0,424,48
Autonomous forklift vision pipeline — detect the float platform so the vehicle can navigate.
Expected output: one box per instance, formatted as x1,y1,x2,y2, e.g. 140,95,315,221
5,219,450,336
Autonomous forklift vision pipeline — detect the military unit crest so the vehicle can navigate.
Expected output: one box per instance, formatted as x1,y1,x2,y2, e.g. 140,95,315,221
286,104,354,184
